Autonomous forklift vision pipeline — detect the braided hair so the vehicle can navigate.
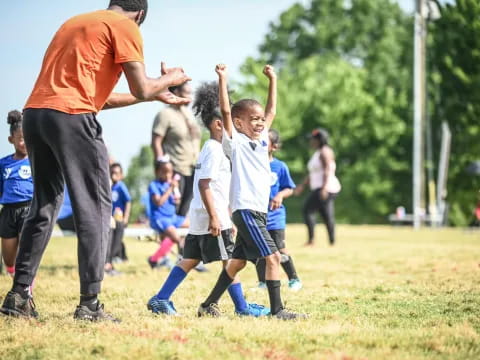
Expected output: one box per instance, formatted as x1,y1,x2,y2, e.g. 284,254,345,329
7,110,22,136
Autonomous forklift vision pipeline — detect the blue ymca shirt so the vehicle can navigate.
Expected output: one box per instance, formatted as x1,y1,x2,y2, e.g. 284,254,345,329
111,181,131,214
0,154,33,204
267,158,296,230
148,180,176,221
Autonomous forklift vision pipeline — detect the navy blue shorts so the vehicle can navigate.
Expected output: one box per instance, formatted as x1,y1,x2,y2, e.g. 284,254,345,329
231,210,278,261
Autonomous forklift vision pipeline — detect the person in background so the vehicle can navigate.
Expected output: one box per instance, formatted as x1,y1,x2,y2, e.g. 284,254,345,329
295,128,341,246
57,188,75,232
255,129,302,291
151,82,201,218
109,163,131,262
0,111,33,278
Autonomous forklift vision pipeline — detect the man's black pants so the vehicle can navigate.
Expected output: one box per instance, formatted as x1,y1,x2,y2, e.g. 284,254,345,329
15,108,111,295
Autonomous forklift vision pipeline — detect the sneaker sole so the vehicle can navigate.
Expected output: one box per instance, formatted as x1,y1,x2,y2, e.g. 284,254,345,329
0,307,37,319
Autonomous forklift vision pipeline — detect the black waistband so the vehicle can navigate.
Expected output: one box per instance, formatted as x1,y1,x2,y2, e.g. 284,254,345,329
2,201,32,209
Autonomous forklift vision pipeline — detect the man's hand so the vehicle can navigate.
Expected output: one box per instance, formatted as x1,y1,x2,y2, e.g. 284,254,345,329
215,64,228,78
270,194,284,211
208,215,221,237
155,91,191,105
263,64,276,80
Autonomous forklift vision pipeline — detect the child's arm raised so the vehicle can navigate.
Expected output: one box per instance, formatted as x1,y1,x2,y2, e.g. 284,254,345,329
215,64,233,138
263,65,277,130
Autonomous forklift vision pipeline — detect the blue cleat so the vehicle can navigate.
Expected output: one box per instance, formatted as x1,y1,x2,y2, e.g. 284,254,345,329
147,296,177,315
288,279,303,291
235,303,270,317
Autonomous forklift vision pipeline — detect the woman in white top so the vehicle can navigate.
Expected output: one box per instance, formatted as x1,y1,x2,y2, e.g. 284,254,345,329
295,128,341,246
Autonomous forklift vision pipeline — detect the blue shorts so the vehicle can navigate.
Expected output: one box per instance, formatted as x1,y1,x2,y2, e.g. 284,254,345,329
151,215,186,233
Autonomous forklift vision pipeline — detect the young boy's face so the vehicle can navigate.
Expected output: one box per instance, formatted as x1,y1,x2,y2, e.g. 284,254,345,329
234,104,265,140
8,129,27,156
156,162,173,183
110,166,123,183
268,134,278,154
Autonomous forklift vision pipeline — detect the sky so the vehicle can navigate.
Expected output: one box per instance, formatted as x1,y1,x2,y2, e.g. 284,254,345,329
0,0,414,169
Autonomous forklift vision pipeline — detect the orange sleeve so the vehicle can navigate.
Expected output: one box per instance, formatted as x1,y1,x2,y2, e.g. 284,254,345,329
111,19,144,64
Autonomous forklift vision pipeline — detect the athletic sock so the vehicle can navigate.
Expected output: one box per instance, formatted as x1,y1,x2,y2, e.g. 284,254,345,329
255,258,266,283
12,282,30,299
150,237,174,262
281,256,298,281
156,266,187,300
266,280,283,315
202,269,233,307
80,294,98,311
227,282,248,312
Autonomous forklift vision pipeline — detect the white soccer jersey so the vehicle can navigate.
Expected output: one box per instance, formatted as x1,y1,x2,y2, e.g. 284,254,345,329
188,139,232,235
222,127,270,213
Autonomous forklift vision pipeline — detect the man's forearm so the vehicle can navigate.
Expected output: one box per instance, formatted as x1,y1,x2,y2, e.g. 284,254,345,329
103,93,147,110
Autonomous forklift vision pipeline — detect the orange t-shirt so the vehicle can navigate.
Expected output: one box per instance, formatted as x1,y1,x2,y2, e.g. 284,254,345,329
25,10,144,114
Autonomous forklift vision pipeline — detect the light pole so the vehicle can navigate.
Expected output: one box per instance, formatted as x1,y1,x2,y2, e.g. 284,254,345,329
413,0,427,228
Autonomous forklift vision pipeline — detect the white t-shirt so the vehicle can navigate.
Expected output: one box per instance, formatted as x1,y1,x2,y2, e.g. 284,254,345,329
222,127,271,213
307,149,341,193
188,139,232,235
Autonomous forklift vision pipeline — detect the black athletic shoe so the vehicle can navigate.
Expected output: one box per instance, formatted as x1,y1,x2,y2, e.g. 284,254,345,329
73,302,120,323
271,308,307,321
197,303,221,317
0,291,38,319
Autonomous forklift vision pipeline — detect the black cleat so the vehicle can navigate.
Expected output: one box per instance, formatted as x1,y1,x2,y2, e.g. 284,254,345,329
197,303,221,317
0,291,38,319
271,308,308,321
73,302,120,323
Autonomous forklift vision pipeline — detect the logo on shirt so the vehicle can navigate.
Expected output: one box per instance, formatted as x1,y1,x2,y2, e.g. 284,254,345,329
195,162,202,170
4,168,12,179
18,166,31,179
112,190,119,202
270,172,278,186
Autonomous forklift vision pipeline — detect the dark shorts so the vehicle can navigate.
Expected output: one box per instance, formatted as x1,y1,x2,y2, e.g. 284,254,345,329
183,229,234,264
232,210,279,261
0,202,31,238
268,229,286,250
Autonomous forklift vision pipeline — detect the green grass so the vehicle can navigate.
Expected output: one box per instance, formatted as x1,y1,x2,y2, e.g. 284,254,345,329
1,225,479,360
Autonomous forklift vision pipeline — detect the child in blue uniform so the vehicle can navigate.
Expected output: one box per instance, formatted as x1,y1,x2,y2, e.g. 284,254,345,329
148,157,188,264
109,163,131,262
255,129,302,291
147,82,268,317
0,111,33,276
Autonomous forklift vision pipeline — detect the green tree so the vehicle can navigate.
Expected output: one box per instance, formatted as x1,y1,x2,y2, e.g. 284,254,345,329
430,0,480,225
124,145,154,223
237,0,413,223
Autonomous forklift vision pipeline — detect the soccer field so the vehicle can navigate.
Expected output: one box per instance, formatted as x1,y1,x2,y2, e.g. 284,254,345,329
1,225,479,360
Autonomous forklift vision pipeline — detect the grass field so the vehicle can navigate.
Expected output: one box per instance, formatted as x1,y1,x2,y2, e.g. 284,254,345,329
0,225,479,360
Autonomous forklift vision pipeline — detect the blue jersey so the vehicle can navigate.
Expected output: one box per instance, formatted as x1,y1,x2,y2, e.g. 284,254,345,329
148,180,176,221
111,181,131,214
267,158,296,230
58,187,73,220
0,154,33,204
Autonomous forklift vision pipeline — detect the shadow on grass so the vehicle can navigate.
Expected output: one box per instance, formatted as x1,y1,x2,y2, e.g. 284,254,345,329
40,264,77,275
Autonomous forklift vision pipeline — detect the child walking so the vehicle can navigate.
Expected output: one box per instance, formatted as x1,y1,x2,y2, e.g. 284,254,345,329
197,64,305,320
147,82,268,317
0,111,33,280
255,129,302,291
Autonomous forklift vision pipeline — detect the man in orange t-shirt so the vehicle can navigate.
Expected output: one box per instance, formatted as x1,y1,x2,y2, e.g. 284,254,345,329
0,0,191,322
